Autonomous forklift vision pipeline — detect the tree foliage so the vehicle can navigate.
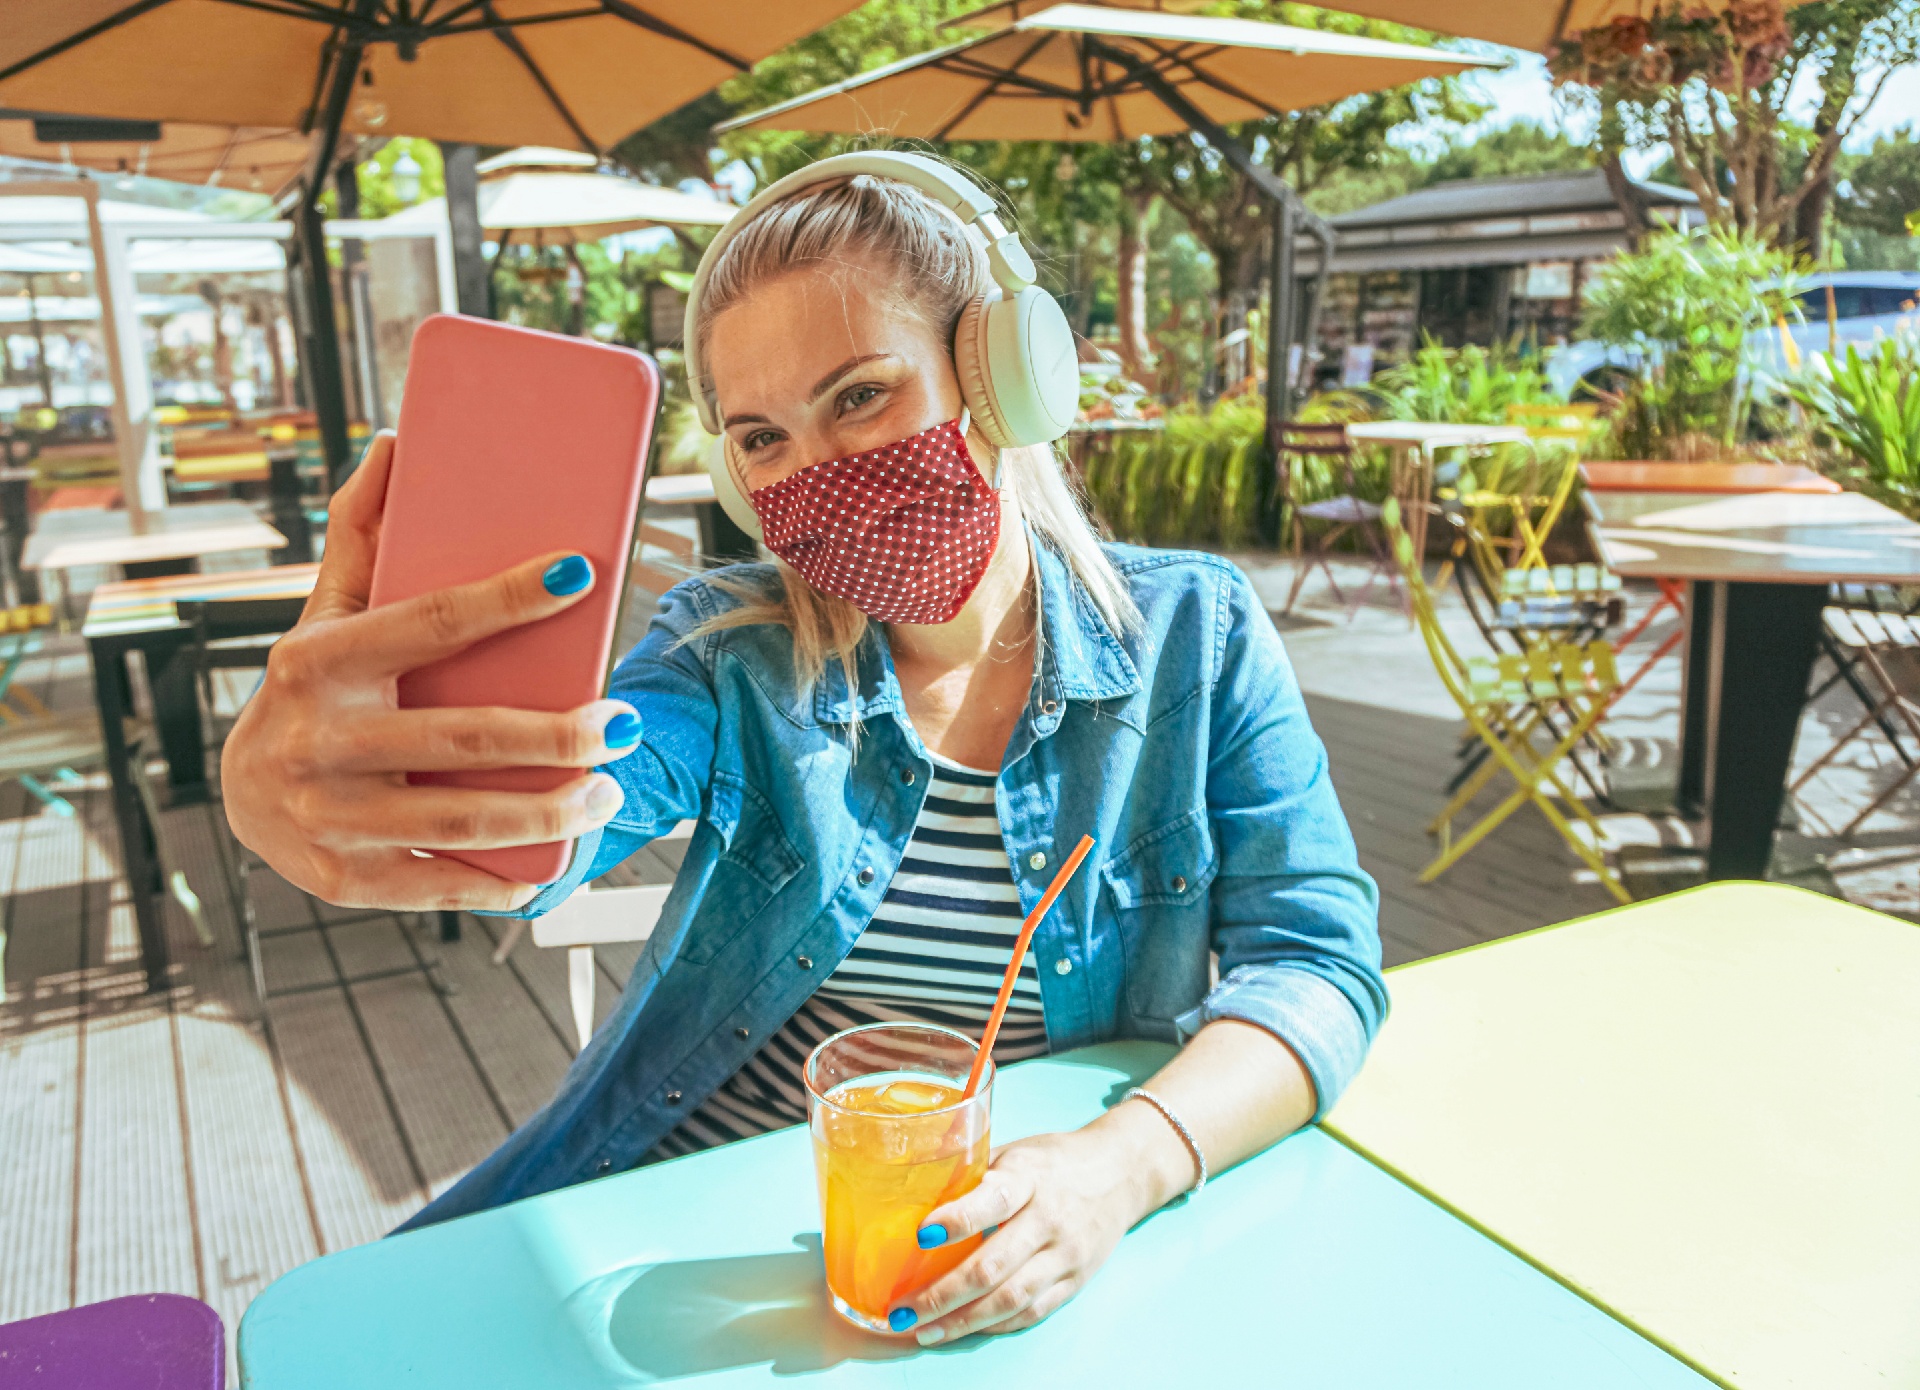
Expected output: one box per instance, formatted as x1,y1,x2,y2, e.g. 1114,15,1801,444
1549,0,1920,248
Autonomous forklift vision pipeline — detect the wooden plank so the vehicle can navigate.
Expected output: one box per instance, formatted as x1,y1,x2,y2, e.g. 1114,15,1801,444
269,985,427,1251
424,921,574,1130
71,785,201,1309
159,802,321,1356
325,916,511,1199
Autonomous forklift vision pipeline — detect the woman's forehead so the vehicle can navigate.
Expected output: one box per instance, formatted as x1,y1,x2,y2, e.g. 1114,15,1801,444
706,264,945,401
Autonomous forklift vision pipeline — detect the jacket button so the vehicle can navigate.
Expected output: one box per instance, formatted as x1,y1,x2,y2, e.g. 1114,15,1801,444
1042,699,1060,715
1054,957,1073,975
797,954,813,970
735,1026,750,1040
901,767,916,786
666,1090,683,1104
1029,851,1047,871
858,866,875,886
1172,875,1188,893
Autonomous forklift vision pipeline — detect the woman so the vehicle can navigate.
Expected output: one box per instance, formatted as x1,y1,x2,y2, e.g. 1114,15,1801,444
224,153,1385,1345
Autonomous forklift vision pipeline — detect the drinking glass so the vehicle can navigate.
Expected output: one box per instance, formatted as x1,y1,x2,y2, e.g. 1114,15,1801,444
805,1022,994,1333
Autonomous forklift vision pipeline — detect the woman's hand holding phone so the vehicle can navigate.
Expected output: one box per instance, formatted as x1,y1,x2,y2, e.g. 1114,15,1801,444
222,432,641,912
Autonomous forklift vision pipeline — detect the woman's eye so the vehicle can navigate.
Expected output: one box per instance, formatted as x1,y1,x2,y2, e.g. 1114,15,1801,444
741,430,782,452
837,383,882,415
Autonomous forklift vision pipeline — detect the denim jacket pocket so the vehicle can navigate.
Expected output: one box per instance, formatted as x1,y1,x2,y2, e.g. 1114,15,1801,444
1103,808,1218,1022
676,769,806,965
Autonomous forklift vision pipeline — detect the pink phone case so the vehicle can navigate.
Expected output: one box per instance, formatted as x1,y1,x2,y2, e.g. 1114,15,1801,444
368,314,658,886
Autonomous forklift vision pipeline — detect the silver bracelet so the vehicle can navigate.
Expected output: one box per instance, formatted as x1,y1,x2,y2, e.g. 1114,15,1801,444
1123,1086,1208,1194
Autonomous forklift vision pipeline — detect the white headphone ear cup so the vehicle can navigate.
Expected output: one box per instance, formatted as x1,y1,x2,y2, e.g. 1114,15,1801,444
979,286,1079,447
703,433,764,543
953,293,1013,449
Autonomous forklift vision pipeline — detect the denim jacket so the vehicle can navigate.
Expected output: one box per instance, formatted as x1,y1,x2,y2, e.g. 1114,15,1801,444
400,540,1385,1230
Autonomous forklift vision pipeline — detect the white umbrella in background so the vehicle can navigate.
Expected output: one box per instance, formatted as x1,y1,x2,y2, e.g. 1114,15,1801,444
379,147,734,244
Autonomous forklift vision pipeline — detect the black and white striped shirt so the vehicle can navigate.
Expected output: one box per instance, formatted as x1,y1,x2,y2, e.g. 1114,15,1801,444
648,755,1049,1159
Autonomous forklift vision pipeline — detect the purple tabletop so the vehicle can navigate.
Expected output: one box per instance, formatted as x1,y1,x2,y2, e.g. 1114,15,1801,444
0,1294,222,1390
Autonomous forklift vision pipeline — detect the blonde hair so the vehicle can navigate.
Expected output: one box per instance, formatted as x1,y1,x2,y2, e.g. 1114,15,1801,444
688,167,1140,694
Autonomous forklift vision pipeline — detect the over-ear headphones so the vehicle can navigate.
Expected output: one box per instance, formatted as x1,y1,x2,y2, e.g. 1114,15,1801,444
683,151,1079,542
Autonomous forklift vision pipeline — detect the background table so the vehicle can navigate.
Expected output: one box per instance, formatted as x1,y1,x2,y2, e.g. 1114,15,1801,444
84,564,320,990
1579,462,1841,495
23,501,288,575
238,1043,1710,1388
1584,486,1920,877
1348,421,1535,561
1327,883,1920,1390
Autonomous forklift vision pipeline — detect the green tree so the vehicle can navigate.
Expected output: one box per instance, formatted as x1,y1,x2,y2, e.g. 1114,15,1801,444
1837,126,1920,235
1550,0,1920,252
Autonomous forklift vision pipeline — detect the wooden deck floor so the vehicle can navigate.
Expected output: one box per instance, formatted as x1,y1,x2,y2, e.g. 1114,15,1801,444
0,553,1889,1378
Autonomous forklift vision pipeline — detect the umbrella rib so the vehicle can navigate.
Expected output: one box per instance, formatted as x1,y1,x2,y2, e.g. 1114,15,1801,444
0,0,179,84
1132,38,1289,121
938,55,1083,102
481,0,601,154
597,0,751,72
931,32,1055,142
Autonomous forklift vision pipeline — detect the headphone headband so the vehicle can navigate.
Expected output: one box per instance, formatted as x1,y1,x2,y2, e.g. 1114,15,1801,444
684,151,1033,437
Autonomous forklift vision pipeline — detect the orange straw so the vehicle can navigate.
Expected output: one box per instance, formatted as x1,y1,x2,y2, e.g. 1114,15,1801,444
961,834,1097,1100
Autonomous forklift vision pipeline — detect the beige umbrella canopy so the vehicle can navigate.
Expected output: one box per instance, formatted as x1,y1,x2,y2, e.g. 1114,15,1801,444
947,0,1210,30
0,1,865,154
379,148,734,243
1297,0,1808,55
0,112,313,194
717,4,1501,143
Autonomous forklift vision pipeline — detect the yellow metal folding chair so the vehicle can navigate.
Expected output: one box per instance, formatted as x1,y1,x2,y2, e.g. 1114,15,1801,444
1386,500,1631,904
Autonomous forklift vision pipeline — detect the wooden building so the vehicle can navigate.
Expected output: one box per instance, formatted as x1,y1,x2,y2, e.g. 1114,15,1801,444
1299,169,1699,381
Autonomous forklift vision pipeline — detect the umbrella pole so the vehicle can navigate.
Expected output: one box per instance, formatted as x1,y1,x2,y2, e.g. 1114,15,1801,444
296,13,372,489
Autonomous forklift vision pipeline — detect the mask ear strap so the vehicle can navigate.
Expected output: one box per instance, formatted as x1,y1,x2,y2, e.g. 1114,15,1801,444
961,407,1005,490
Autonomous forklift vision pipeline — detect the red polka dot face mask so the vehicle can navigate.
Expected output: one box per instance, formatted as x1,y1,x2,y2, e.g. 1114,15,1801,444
746,417,1000,625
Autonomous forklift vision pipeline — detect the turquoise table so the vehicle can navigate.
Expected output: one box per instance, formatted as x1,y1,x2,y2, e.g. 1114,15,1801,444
239,1042,1709,1387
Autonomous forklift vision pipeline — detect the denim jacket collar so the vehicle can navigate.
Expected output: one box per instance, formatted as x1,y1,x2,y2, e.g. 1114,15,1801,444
805,531,1141,729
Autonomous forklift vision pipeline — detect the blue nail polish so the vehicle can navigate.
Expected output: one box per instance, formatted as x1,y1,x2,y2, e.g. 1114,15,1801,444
542,555,592,596
603,711,641,749
888,1307,918,1333
916,1223,948,1250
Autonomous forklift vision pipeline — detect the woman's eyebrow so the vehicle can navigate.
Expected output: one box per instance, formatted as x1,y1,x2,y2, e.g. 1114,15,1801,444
807,353,889,403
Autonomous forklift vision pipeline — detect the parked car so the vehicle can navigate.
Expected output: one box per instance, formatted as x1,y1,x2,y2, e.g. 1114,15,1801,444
1546,270,1920,396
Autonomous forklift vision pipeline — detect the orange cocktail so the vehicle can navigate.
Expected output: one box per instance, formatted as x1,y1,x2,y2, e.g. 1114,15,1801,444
806,1023,993,1333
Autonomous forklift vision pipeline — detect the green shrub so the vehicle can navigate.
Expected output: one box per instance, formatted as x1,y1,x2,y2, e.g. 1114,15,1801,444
1372,336,1563,425
1786,335,1920,506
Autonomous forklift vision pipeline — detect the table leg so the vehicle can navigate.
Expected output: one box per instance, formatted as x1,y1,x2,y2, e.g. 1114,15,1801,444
1704,582,1827,880
89,638,172,992
146,641,209,803
1677,581,1716,819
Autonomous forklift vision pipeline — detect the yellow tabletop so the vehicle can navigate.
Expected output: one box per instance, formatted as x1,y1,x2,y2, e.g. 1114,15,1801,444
1325,882,1920,1390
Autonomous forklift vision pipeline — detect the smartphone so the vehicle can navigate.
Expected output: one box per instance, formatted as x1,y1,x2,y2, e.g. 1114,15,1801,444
368,314,658,885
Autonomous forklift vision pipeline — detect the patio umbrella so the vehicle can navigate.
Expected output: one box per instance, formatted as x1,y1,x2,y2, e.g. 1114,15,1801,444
719,4,1497,143
1302,0,1810,55
378,148,734,244
718,3,1499,424
0,0,869,483
0,111,312,195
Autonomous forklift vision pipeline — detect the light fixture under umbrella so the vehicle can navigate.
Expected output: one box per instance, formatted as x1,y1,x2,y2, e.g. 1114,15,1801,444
718,3,1498,428
0,110,315,195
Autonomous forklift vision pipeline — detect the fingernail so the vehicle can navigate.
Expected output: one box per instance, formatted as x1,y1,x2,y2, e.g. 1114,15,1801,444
584,778,623,821
542,555,592,596
916,1223,947,1250
887,1307,917,1334
602,711,641,749
916,1326,945,1347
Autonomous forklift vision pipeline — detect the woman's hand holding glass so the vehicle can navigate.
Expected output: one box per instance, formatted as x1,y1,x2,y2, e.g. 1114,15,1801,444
221,431,642,912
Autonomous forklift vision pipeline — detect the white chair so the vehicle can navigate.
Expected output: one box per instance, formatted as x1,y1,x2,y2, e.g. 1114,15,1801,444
492,820,696,1051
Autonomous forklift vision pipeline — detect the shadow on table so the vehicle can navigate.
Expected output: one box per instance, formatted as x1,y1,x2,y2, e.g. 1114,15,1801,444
602,1234,917,1378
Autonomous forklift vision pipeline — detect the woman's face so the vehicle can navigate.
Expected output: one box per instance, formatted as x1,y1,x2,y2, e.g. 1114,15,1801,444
705,258,971,493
